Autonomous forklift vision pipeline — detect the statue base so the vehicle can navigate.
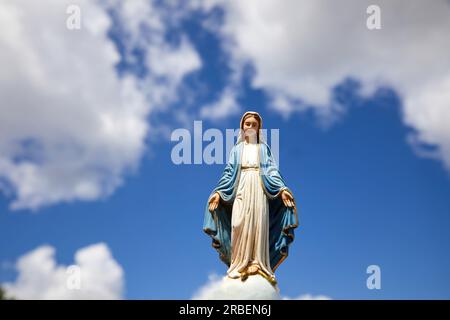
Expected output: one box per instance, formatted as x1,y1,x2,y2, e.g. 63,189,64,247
193,274,281,300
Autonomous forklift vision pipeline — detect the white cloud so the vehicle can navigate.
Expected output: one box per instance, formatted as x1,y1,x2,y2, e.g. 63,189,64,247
0,0,148,210
147,36,201,82
195,0,450,169
192,273,280,300
2,243,124,300
283,294,331,300
200,88,240,121
0,0,202,210
192,273,331,300
104,0,202,111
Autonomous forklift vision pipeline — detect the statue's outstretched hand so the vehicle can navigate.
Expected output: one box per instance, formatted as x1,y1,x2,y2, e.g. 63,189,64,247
208,192,220,213
281,190,295,208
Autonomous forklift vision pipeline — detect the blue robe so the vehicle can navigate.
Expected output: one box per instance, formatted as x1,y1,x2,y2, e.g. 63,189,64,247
203,141,299,271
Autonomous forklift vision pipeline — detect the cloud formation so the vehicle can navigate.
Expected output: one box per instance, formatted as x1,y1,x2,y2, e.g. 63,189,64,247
192,273,331,300
192,274,280,300
195,0,450,169
0,0,201,210
2,243,124,299
0,0,148,210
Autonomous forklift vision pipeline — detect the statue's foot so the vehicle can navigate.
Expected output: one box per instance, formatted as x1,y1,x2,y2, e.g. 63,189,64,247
239,264,259,282
257,270,278,286
247,264,260,274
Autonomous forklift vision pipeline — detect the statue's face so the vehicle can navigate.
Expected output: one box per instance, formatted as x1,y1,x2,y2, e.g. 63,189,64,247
242,115,259,142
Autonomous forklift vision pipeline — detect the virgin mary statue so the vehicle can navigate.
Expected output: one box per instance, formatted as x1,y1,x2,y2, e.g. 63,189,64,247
203,111,299,285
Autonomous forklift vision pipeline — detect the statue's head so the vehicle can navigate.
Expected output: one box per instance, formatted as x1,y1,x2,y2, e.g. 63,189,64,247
240,111,262,143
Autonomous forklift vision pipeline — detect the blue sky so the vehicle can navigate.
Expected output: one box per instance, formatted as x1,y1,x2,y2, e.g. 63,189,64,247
1,0,450,299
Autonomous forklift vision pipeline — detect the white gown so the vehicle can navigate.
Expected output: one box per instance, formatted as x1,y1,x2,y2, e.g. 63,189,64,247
227,141,274,279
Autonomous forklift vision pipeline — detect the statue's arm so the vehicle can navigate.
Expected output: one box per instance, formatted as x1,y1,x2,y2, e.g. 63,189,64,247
263,144,295,201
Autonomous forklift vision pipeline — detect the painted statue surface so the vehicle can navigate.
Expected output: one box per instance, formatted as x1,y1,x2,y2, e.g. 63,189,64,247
203,111,299,285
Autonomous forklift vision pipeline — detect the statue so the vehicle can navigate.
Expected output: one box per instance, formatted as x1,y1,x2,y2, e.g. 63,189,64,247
203,111,299,286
